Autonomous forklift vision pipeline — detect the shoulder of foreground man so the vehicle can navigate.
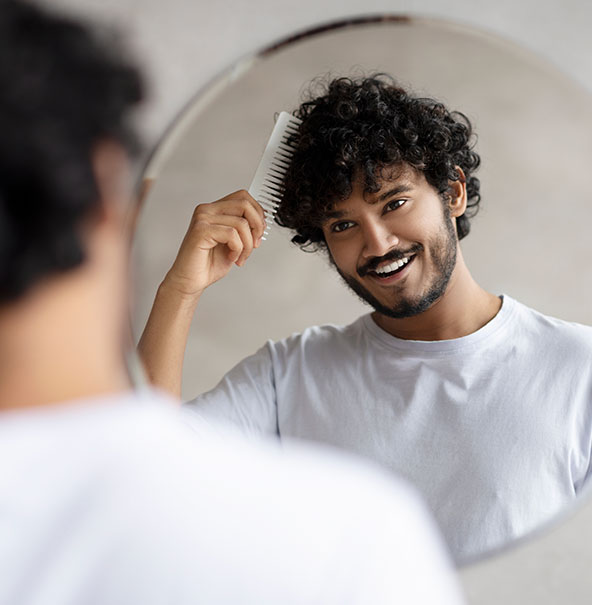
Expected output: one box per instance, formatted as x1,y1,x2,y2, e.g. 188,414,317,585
118,398,466,604
0,390,465,604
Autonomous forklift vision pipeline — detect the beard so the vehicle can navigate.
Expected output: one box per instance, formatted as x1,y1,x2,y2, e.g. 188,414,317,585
331,212,458,319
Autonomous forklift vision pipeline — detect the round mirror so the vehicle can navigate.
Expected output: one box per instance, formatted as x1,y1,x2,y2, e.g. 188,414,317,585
132,16,592,567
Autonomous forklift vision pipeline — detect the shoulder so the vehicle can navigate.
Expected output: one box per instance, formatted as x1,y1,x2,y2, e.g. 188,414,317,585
0,391,462,604
508,296,592,356
112,392,428,531
266,315,369,358
82,395,460,603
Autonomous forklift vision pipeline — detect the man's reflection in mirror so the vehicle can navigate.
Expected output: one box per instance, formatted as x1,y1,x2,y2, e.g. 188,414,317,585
139,75,592,565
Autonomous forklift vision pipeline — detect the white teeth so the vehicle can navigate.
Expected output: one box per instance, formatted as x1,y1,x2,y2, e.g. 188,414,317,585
375,256,410,275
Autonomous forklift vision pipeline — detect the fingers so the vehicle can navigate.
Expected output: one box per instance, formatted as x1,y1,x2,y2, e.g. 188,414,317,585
195,190,267,249
190,212,255,266
165,191,266,298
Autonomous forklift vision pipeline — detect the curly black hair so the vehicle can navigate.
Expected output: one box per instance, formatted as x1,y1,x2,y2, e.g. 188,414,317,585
0,0,144,303
276,75,481,250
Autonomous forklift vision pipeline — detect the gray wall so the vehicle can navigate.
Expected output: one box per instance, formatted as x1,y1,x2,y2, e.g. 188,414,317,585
47,0,592,148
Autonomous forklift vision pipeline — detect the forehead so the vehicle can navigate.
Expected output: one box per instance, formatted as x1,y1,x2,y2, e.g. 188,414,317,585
330,164,426,213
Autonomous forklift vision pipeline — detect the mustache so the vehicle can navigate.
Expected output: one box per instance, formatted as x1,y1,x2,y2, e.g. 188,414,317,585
357,244,423,277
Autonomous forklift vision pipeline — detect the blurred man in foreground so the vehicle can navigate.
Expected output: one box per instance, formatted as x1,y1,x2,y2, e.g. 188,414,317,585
0,1,464,603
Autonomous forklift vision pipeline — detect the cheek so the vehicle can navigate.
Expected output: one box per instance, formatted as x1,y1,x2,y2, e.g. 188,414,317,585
326,242,355,274
405,213,435,236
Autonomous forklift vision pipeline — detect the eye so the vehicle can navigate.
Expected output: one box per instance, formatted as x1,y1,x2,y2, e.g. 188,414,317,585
384,199,407,213
331,220,355,233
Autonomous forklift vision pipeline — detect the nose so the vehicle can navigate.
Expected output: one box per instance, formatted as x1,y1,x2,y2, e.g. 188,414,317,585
360,218,400,259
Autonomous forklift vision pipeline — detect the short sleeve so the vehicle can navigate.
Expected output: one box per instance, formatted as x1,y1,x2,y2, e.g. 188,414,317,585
183,343,278,437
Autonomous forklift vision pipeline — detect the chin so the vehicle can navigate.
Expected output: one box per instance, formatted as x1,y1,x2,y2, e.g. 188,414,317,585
377,292,442,319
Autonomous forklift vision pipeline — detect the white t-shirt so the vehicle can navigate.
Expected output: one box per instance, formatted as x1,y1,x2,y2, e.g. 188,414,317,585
187,296,592,564
0,389,463,605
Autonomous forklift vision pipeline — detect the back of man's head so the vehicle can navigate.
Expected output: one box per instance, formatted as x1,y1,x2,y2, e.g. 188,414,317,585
0,0,144,304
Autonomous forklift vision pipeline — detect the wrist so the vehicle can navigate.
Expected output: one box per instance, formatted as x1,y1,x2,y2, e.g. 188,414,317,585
158,274,204,308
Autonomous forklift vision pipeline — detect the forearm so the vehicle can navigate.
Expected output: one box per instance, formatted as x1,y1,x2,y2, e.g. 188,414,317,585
138,191,265,399
137,278,201,399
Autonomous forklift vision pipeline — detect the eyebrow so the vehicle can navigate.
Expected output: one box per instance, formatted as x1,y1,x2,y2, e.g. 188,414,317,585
376,183,414,202
323,183,414,220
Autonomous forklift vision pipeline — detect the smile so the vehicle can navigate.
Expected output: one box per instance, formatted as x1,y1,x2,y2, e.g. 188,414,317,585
371,255,415,279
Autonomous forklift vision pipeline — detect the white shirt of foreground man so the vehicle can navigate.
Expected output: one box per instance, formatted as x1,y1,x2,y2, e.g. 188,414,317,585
0,390,464,605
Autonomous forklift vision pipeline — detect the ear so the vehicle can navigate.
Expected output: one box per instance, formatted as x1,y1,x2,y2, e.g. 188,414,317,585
447,166,467,218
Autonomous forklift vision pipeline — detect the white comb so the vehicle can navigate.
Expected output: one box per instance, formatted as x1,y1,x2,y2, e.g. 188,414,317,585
248,111,302,240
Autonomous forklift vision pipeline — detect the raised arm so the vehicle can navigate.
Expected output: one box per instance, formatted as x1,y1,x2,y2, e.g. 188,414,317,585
137,190,266,397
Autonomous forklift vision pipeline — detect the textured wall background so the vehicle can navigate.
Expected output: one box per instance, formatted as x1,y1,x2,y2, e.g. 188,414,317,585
46,0,592,147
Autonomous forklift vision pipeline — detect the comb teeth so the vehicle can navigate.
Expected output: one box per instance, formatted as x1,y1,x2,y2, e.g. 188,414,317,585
248,111,303,239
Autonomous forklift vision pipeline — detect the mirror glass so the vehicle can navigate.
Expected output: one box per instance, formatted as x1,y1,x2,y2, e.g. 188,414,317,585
132,17,592,566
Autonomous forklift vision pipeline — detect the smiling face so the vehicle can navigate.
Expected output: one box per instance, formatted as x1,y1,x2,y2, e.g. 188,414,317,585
321,164,464,319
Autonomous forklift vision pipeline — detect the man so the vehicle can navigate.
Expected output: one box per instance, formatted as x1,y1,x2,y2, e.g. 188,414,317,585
139,76,592,564
0,3,465,603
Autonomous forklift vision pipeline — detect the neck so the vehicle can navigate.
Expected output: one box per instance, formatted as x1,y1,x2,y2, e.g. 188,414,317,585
372,248,501,341
0,269,131,412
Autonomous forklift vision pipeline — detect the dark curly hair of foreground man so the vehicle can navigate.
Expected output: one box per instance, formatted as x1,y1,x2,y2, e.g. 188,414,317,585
277,75,481,249
0,0,143,303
